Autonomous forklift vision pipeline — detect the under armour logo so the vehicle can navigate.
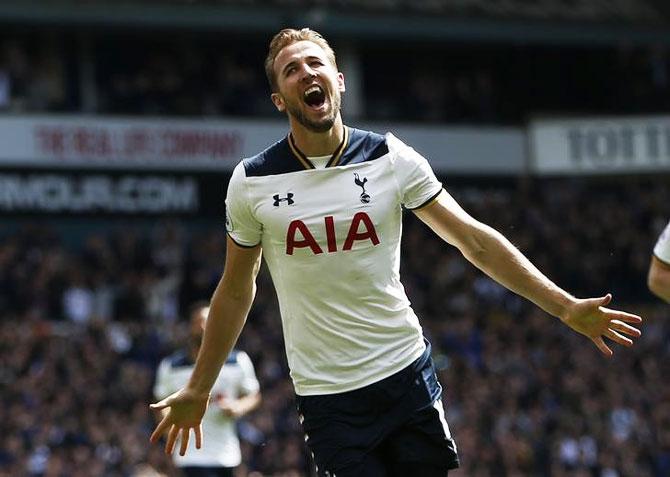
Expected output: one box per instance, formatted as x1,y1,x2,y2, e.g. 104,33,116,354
354,173,370,204
273,193,294,206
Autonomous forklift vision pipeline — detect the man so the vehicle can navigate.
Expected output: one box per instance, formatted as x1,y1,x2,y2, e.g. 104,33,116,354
153,302,261,477
150,28,643,476
648,220,670,302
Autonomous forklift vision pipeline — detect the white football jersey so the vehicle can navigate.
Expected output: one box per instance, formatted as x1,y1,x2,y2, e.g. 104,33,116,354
226,127,442,395
654,220,670,264
153,350,259,467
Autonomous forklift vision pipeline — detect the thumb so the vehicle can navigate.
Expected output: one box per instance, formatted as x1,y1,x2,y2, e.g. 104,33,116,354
149,397,171,410
598,293,612,307
574,294,612,316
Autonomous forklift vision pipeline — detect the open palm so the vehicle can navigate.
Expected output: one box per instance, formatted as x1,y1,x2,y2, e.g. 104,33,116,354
149,388,209,456
560,294,642,357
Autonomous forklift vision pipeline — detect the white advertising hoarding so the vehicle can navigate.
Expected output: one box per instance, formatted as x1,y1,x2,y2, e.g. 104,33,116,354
0,172,199,214
0,115,276,170
0,115,525,174
530,116,670,175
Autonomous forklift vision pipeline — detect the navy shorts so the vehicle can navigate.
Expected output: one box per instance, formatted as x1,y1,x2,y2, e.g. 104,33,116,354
180,466,233,477
296,342,460,476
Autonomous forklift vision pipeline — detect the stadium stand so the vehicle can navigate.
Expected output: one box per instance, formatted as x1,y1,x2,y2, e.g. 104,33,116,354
8,0,668,23
1,178,668,476
3,30,670,123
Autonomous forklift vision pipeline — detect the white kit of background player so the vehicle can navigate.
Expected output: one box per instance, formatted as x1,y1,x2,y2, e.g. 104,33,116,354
653,221,670,265
154,348,260,468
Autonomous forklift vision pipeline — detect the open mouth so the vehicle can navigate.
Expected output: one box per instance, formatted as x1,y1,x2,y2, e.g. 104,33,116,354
303,85,326,109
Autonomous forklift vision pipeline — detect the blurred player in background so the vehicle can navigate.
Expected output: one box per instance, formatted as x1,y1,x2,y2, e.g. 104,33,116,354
150,28,643,476
153,302,261,477
648,220,670,302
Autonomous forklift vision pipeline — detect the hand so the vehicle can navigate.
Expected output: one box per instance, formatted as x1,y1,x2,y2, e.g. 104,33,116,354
560,294,642,357
149,388,209,456
213,394,242,418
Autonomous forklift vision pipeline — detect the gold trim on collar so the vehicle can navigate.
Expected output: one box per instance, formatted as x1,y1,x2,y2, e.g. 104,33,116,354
287,126,349,170
326,126,349,168
288,133,315,170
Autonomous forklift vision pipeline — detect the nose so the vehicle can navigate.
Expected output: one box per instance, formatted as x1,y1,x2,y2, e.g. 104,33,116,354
300,64,317,81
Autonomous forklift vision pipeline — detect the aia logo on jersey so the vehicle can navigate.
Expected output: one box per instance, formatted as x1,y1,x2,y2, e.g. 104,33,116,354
273,193,295,206
286,212,380,255
354,173,370,203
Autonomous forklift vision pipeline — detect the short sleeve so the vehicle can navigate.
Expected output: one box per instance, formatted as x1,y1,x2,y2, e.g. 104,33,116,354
654,221,670,264
226,161,262,247
235,351,260,396
387,133,443,210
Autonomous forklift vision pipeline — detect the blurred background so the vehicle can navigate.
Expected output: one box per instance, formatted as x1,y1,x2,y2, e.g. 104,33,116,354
0,1,669,476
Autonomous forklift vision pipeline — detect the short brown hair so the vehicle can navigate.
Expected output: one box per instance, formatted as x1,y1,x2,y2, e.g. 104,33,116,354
188,300,209,318
264,28,337,92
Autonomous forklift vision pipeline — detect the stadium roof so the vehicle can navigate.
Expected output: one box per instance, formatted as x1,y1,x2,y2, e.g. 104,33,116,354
3,0,670,45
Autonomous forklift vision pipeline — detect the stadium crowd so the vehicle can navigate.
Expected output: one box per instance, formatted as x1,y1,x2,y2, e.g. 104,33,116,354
1,177,668,477
3,31,670,123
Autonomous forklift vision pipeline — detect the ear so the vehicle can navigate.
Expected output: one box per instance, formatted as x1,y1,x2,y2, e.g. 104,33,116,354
337,72,346,93
271,92,285,112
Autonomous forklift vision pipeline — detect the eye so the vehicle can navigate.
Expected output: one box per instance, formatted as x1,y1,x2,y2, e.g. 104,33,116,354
310,60,324,67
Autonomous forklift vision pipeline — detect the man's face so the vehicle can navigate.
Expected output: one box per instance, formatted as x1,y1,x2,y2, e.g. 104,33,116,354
271,40,345,133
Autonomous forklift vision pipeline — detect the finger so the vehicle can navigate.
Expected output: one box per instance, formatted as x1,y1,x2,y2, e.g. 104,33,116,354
165,425,179,455
179,428,190,456
609,320,642,337
605,329,633,346
150,415,171,443
592,336,613,357
195,424,203,450
600,293,612,306
605,329,633,347
601,308,642,323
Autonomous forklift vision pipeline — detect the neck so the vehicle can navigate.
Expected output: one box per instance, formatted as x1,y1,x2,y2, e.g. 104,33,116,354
289,115,345,156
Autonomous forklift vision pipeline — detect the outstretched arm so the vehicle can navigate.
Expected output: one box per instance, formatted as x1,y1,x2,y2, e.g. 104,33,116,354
150,236,262,455
414,190,642,356
648,255,670,303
